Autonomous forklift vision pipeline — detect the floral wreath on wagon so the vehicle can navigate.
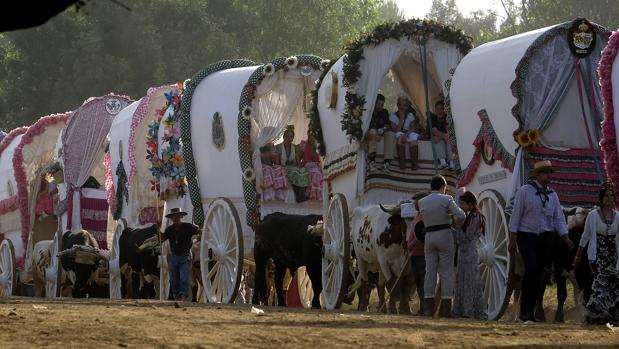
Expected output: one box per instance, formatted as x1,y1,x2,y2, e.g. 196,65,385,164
308,18,473,143
146,84,187,200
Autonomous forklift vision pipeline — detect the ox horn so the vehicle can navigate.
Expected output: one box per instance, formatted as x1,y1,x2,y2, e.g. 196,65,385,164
379,204,401,216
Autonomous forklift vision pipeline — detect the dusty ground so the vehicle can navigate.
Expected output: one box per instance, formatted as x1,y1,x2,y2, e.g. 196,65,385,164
0,297,617,348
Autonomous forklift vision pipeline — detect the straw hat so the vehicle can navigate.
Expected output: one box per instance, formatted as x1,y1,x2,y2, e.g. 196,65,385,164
165,207,187,218
528,160,558,177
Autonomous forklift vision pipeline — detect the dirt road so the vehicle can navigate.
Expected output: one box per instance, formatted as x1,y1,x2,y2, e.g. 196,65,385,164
0,298,617,348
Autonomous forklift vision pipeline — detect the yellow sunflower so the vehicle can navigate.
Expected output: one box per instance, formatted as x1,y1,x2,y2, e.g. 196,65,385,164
527,128,541,146
516,131,532,148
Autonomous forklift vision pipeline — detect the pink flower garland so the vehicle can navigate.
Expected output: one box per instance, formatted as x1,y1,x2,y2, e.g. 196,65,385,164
127,85,173,189
0,127,28,156
104,151,116,214
12,113,69,267
0,196,19,215
599,30,619,205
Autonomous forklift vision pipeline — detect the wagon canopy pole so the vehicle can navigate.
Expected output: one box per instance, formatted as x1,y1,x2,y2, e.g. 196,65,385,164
419,34,438,172
574,57,604,184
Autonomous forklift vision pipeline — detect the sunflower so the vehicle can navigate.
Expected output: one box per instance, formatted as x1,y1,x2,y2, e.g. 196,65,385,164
516,131,532,148
527,128,541,146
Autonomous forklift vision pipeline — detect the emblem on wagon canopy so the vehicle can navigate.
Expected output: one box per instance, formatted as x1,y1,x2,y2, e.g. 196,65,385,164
212,112,225,151
568,18,596,58
105,98,123,115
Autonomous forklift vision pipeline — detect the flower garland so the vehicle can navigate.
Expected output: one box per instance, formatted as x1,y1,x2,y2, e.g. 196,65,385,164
339,19,473,141
128,84,180,190
146,87,187,200
12,113,69,267
308,59,336,156
181,59,257,227
599,30,619,204
237,55,324,228
0,127,28,156
104,151,116,214
458,109,515,187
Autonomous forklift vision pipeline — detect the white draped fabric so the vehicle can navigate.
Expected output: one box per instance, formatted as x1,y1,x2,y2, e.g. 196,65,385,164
350,38,462,198
250,69,320,193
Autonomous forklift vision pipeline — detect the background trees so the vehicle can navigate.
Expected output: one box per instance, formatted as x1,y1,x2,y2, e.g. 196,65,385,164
0,0,617,129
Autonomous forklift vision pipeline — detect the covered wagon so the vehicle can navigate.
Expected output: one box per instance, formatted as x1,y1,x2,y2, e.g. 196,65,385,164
450,18,610,320
0,114,68,297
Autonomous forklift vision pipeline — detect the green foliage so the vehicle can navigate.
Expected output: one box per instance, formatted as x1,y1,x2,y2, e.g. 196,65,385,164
0,0,382,129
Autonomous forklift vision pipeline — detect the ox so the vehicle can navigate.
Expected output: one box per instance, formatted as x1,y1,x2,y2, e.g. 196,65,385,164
350,204,413,314
252,213,323,308
118,224,160,299
58,230,107,298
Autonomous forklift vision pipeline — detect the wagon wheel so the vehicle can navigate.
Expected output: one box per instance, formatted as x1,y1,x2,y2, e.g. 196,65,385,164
44,231,62,298
159,240,170,301
321,193,350,309
478,189,514,320
109,219,126,299
0,239,16,297
297,267,314,309
200,198,243,303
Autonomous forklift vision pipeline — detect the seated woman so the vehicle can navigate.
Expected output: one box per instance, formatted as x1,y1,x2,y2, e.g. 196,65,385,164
35,176,54,219
387,96,423,170
277,127,309,202
299,130,323,201
260,142,288,201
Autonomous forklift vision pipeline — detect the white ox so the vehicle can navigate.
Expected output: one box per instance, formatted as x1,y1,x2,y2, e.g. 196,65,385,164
350,205,412,314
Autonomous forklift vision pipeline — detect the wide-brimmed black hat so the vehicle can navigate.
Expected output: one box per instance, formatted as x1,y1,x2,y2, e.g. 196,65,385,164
165,207,187,218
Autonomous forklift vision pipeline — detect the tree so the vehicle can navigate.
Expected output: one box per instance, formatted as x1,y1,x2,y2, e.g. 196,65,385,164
427,0,499,44
378,0,405,22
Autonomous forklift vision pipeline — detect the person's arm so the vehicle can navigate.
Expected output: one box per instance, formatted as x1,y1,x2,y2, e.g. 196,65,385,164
552,194,572,250
448,198,466,223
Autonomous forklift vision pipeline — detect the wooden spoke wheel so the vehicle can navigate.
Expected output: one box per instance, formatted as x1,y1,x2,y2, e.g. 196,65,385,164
109,219,126,299
200,198,243,303
321,193,350,310
0,239,16,297
44,231,62,298
477,189,513,320
159,240,170,301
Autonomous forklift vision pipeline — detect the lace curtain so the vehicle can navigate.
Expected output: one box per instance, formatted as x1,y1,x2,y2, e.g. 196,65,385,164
251,69,318,192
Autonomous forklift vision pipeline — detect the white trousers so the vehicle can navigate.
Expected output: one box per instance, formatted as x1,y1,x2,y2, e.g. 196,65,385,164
424,229,455,299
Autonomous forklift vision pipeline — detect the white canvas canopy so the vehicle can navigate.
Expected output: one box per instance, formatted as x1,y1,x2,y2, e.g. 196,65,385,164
182,58,322,255
317,21,467,207
109,85,175,226
451,19,610,208
0,113,67,270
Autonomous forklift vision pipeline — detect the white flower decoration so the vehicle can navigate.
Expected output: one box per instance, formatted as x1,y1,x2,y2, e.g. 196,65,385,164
242,167,256,182
242,106,254,120
286,56,298,69
263,63,275,77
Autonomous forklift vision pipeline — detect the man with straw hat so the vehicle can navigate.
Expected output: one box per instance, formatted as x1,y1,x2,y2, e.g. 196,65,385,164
161,207,199,301
508,160,573,322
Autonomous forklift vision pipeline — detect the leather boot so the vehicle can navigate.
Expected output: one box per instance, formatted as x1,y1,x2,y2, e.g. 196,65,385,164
397,145,406,169
409,144,419,170
423,298,435,317
438,298,452,318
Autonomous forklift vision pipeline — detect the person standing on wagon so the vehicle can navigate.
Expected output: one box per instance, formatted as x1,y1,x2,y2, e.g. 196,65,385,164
508,160,573,322
161,207,199,301
419,175,465,317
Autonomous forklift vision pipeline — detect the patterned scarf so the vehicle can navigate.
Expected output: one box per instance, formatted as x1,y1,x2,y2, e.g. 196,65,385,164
113,161,129,220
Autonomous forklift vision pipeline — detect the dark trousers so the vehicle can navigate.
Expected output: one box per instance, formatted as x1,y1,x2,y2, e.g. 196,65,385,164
516,231,553,320
411,256,425,311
